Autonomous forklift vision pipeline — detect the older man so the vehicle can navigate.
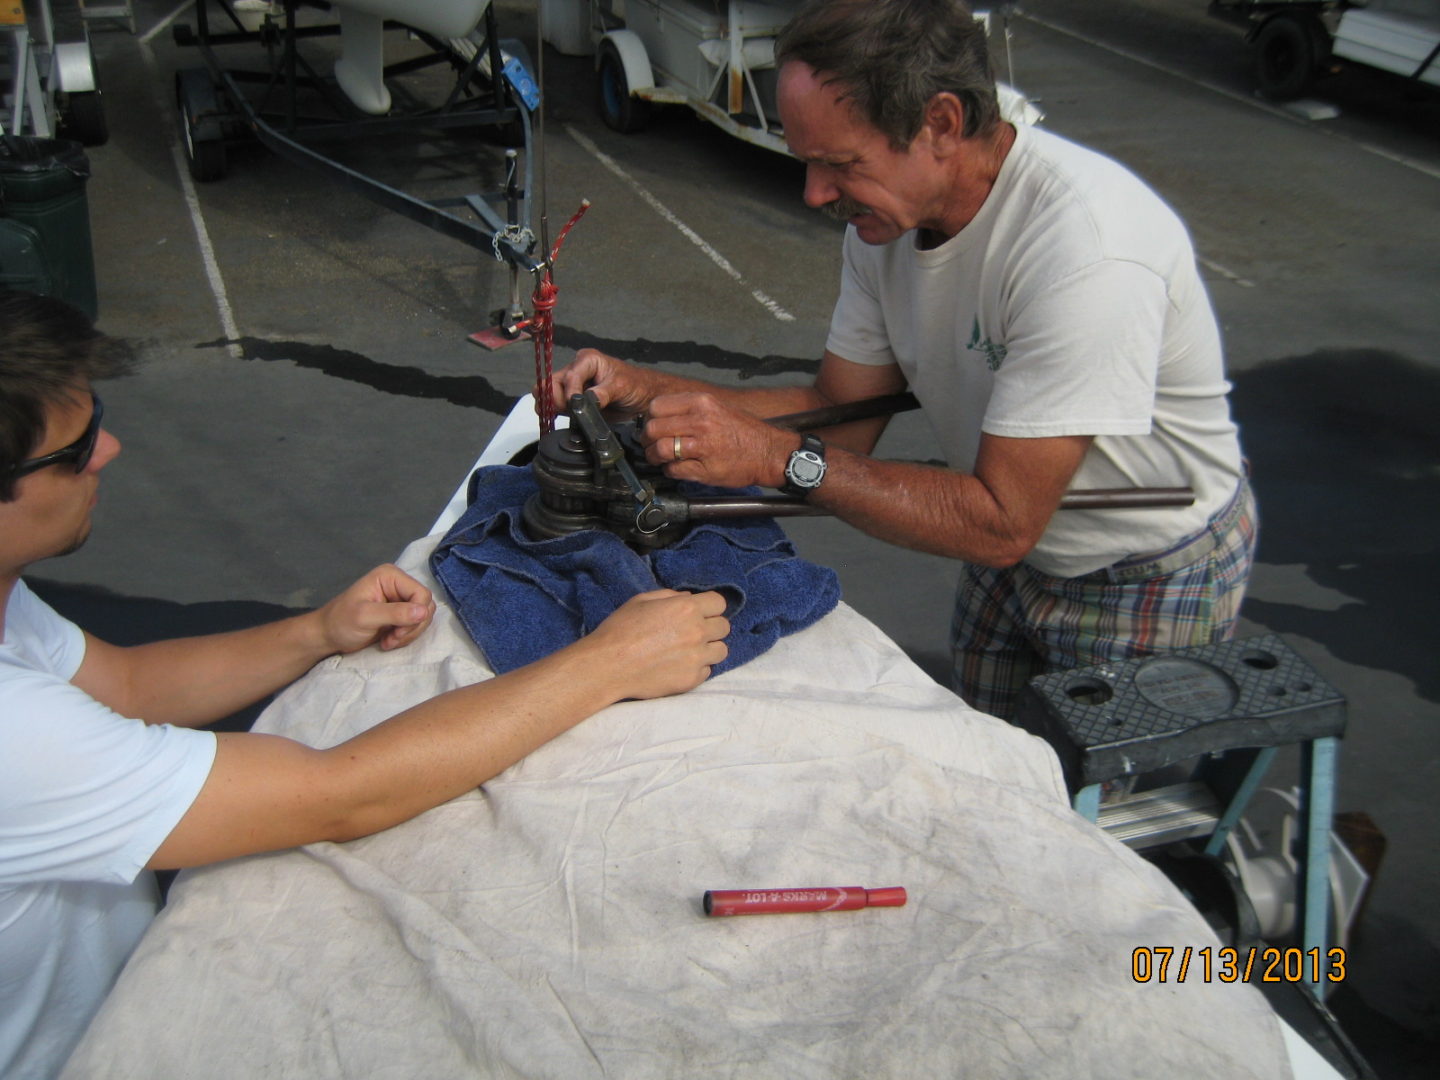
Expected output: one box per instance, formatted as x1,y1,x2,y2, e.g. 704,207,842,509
550,0,1254,720
0,290,729,1079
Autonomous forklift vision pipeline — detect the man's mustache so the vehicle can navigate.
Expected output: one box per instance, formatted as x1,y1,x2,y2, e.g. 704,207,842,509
819,196,872,222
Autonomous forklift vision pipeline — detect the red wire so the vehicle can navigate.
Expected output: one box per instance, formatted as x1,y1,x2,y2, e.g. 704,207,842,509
532,277,559,433
533,200,591,435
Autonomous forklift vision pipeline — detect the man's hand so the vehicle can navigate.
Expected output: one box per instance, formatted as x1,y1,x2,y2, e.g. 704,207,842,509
640,392,799,490
76,564,437,730
313,564,436,656
543,348,661,417
583,589,730,699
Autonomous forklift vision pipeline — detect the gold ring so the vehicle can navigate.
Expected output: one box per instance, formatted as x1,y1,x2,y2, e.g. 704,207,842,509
673,435,684,462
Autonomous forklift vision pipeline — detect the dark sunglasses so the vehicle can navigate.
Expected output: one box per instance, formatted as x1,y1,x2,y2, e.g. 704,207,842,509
8,393,105,483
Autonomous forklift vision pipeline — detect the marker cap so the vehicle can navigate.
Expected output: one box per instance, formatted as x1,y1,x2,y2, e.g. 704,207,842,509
858,892,904,910
865,887,907,907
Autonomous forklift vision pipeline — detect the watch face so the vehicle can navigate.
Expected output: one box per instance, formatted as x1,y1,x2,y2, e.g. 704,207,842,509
788,451,825,487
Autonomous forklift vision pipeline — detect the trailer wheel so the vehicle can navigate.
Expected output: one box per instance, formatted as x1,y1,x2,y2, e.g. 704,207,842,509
61,91,109,147
1253,14,1325,101
175,70,227,182
598,42,649,134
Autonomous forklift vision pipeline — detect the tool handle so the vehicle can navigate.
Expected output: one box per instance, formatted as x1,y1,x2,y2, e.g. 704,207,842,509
766,392,922,432
1060,487,1194,510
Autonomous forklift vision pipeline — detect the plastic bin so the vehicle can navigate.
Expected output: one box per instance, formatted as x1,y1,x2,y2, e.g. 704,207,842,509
0,136,98,319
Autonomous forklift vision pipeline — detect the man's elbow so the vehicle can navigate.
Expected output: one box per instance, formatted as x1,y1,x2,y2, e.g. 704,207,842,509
973,527,1043,570
971,548,1025,570
294,751,398,846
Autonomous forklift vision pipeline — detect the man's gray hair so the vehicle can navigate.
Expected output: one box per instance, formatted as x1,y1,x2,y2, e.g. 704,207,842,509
776,0,1000,147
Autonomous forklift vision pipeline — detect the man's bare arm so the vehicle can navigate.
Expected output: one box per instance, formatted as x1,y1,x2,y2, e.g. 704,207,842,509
73,564,436,728
147,588,730,869
550,345,1088,565
806,432,1093,566
642,395,1092,566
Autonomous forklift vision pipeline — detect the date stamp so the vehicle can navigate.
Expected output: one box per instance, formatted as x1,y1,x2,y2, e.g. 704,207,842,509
1132,946,1347,984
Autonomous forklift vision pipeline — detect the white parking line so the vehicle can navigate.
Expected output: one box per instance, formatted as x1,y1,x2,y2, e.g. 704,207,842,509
140,39,242,356
1197,255,1255,289
565,125,797,322
1019,11,1440,183
140,1,196,46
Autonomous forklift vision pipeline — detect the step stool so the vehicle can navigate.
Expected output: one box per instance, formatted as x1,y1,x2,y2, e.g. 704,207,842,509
1015,634,1346,998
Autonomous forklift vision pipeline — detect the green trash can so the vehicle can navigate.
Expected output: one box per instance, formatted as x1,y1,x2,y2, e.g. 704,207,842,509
0,136,98,320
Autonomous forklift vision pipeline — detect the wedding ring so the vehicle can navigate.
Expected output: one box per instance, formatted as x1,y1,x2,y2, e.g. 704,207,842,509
673,435,684,462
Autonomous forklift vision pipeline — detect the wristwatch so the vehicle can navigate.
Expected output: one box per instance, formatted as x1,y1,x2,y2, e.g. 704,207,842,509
782,434,827,498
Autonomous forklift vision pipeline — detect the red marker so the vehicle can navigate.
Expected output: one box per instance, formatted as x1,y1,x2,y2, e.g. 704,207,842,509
703,886,907,916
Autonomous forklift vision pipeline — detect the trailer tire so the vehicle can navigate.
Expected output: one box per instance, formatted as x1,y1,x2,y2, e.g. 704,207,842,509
598,42,649,133
61,91,109,147
175,70,227,183
1253,14,1325,100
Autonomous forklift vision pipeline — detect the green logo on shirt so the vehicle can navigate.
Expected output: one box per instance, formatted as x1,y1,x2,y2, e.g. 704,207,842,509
967,317,1007,371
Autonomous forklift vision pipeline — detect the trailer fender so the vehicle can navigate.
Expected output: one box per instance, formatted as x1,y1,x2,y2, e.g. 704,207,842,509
53,41,97,94
596,30,655,93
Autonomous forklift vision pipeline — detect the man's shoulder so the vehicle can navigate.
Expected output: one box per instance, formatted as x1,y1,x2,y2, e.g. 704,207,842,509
1011,127,1175,219
1016,126,1141,182
1,578,85,680
1002,126,1188,266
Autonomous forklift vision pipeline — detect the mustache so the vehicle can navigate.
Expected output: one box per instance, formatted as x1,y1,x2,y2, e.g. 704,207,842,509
818,196,872,222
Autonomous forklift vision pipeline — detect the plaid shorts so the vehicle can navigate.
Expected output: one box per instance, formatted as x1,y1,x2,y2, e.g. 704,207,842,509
950,479,1257,720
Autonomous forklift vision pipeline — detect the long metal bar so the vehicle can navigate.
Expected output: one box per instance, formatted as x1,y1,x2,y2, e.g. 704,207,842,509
1059,488,1195,509
764,392,1194,508
766,392,921,431
685,495,828,520
683,487,1195,516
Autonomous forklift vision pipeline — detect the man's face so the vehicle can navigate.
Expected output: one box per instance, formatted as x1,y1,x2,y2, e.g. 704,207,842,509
0,385,121,572
778,61,942,246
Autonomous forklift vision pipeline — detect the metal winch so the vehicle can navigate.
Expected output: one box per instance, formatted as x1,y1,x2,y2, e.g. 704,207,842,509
523,390,820,549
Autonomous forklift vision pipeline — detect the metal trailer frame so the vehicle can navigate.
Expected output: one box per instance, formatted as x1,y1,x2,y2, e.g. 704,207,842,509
2,0,107,143
173,0,547,325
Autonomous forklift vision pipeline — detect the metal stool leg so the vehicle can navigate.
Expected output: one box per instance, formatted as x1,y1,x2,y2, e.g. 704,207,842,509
1074,783,1102,821
1203,746,1280,858
1299,735,1339,998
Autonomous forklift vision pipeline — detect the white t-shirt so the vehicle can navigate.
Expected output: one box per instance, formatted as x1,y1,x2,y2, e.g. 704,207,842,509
827,124,1244,578
1,581,216,1080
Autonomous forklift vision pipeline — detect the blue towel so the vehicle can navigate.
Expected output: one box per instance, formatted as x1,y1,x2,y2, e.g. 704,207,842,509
430,465,840,677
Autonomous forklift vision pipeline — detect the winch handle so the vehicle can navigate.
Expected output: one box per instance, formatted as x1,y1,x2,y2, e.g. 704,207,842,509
766,392,921,432
568,389,655,509
568,390,626,468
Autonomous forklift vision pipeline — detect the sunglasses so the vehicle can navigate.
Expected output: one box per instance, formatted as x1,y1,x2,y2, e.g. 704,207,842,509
8,393,105,483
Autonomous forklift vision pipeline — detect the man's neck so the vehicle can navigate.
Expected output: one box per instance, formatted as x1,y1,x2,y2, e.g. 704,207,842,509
927,122,1017,243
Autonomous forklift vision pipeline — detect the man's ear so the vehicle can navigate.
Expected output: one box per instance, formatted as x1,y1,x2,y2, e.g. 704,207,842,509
921,92,967,156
